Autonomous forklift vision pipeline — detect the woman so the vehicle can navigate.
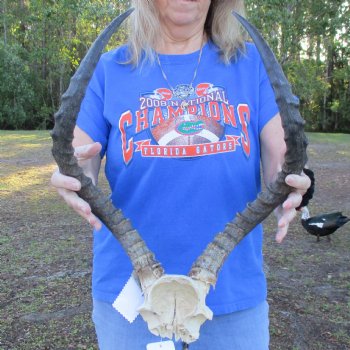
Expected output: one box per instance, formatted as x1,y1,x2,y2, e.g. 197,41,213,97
51,0,311,349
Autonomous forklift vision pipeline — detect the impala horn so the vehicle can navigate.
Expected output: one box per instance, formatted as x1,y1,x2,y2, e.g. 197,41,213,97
51,8,164,290
189,12,308,286
51,10,309,345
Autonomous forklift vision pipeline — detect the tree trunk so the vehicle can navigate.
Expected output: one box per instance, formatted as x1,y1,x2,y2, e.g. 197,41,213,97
19,0,26,47
322,35,336,132
2,0,7,45
316,37,321,63
59,62,65,101
41,20,47,80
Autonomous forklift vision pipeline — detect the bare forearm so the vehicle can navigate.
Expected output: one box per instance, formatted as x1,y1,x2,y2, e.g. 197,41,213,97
72,126,101,185
260,113,286,186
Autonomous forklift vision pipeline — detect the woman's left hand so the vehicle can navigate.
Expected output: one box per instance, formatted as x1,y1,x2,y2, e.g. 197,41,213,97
274,172,311,243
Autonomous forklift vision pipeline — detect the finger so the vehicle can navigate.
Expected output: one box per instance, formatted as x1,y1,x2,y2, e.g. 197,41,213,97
276,222,289,243
51,169,81,191
276,208,297,243
57,187,88,212
74,142,102,161
285,173,311,194
57,188,102,230
278,207,297,228
87,215,102,231
282,191,303,210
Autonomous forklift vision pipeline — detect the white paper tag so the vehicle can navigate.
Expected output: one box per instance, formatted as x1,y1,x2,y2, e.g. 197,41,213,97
112,275,144,323
146,341,175,350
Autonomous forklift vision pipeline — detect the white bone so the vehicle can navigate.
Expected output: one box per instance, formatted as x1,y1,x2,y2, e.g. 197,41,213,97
138,275,213,343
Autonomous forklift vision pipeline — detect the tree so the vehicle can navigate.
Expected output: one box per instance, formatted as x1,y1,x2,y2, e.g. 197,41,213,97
0,0,348,131
246,0,350,132
0,0,130,129
0,42,34,129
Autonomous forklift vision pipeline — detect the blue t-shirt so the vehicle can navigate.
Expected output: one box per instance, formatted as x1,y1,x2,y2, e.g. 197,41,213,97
77,41,279,315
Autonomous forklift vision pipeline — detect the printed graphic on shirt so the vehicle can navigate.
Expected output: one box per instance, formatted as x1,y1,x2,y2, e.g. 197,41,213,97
119,83,251,165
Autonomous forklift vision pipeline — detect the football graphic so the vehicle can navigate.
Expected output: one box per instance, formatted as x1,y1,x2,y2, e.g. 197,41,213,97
152,114,224,146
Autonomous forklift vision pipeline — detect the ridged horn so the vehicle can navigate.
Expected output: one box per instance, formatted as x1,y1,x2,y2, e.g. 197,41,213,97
189,13,308,286
51,8,164,289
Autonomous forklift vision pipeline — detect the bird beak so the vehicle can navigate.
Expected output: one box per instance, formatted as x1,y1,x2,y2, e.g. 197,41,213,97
301,206,310,220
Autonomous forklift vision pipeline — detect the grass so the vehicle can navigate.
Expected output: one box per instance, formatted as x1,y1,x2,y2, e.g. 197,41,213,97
1,130,349,350
306,132,350,144
0,130,96,350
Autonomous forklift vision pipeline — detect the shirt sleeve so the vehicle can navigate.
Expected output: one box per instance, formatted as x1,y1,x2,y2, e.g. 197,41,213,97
257,52,280,134
76,57,110,157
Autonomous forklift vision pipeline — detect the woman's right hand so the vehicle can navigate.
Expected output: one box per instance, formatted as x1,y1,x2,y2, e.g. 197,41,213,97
51,142,102,230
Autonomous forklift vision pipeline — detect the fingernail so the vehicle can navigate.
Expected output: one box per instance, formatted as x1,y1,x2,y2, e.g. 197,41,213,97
286,176,294,184
276,233,284,243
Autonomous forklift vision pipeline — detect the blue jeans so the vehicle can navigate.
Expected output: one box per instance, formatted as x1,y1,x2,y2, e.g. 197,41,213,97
92,298,269,349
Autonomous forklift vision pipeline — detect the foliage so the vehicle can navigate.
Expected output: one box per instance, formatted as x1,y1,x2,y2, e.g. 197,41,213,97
246,0,350,132
0,0,348,131
0,0,129,130
0,42,34,129
284,59,329,129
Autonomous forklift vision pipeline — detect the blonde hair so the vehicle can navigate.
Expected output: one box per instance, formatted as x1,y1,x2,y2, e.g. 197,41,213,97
128,0,246,65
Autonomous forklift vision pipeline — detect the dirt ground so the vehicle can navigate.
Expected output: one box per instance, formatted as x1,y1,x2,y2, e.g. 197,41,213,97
0,131,349,350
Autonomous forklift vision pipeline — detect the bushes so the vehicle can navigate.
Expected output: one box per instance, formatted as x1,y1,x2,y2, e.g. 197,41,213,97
0,0,129,130
1,0,349,132
0,43,35,129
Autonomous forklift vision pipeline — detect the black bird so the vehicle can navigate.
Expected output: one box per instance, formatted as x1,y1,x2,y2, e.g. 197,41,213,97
301,207,350,242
